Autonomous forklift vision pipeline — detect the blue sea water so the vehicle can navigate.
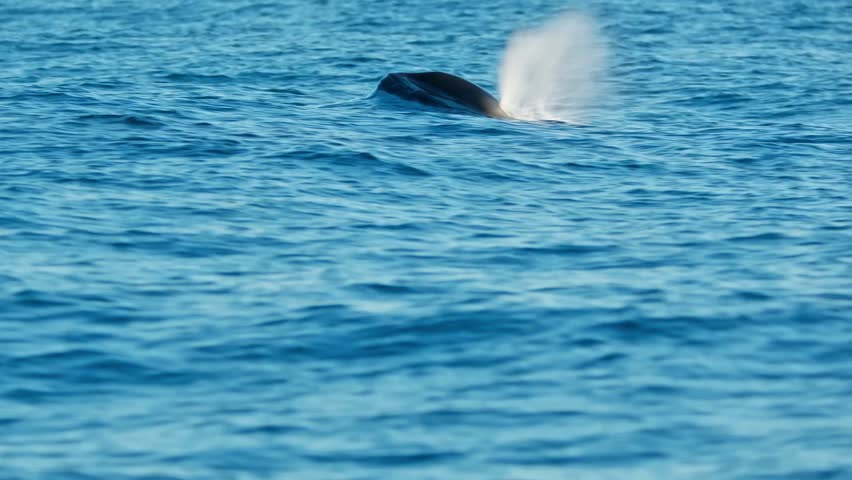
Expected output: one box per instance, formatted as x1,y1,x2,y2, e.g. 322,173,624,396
2,0,852,478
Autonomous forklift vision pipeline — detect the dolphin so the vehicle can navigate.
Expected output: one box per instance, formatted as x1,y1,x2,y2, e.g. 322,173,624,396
375,72,510,119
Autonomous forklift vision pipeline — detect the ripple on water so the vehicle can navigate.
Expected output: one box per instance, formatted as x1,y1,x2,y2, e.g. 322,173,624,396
2,0,852,478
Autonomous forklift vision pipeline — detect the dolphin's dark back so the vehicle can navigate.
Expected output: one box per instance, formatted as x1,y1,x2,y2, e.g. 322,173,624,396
376,72,509,119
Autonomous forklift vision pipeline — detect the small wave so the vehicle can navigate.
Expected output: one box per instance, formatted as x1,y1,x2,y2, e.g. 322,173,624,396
76,113,164,128
666,91,753,108
3,91,79,101
279,146,433,177
162,72,234,83
349,282,418,294
513,243,621,255
726,232,790,243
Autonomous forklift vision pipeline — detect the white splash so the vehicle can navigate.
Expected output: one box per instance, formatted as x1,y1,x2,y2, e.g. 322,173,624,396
499,12,608,122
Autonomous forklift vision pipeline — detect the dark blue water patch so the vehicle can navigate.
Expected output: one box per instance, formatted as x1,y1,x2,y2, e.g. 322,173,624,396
305,450,465,466
263,86,307,95
161,73,235,84
3,348,193,388
75,113,165,129
746,468,852,480
725,232,791,243
281,145,434,177
665,91,754,108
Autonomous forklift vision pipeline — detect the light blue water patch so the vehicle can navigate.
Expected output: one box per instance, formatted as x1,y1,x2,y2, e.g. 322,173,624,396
1,0,851,479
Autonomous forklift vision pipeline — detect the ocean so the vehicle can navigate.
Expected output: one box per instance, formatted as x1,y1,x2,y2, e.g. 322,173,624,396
2,0,851,478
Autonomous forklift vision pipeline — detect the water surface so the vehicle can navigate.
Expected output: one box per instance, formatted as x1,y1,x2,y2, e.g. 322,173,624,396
2,0,851,479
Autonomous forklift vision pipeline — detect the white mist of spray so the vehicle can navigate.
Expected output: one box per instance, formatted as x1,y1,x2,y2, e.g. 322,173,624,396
499,12,608,122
